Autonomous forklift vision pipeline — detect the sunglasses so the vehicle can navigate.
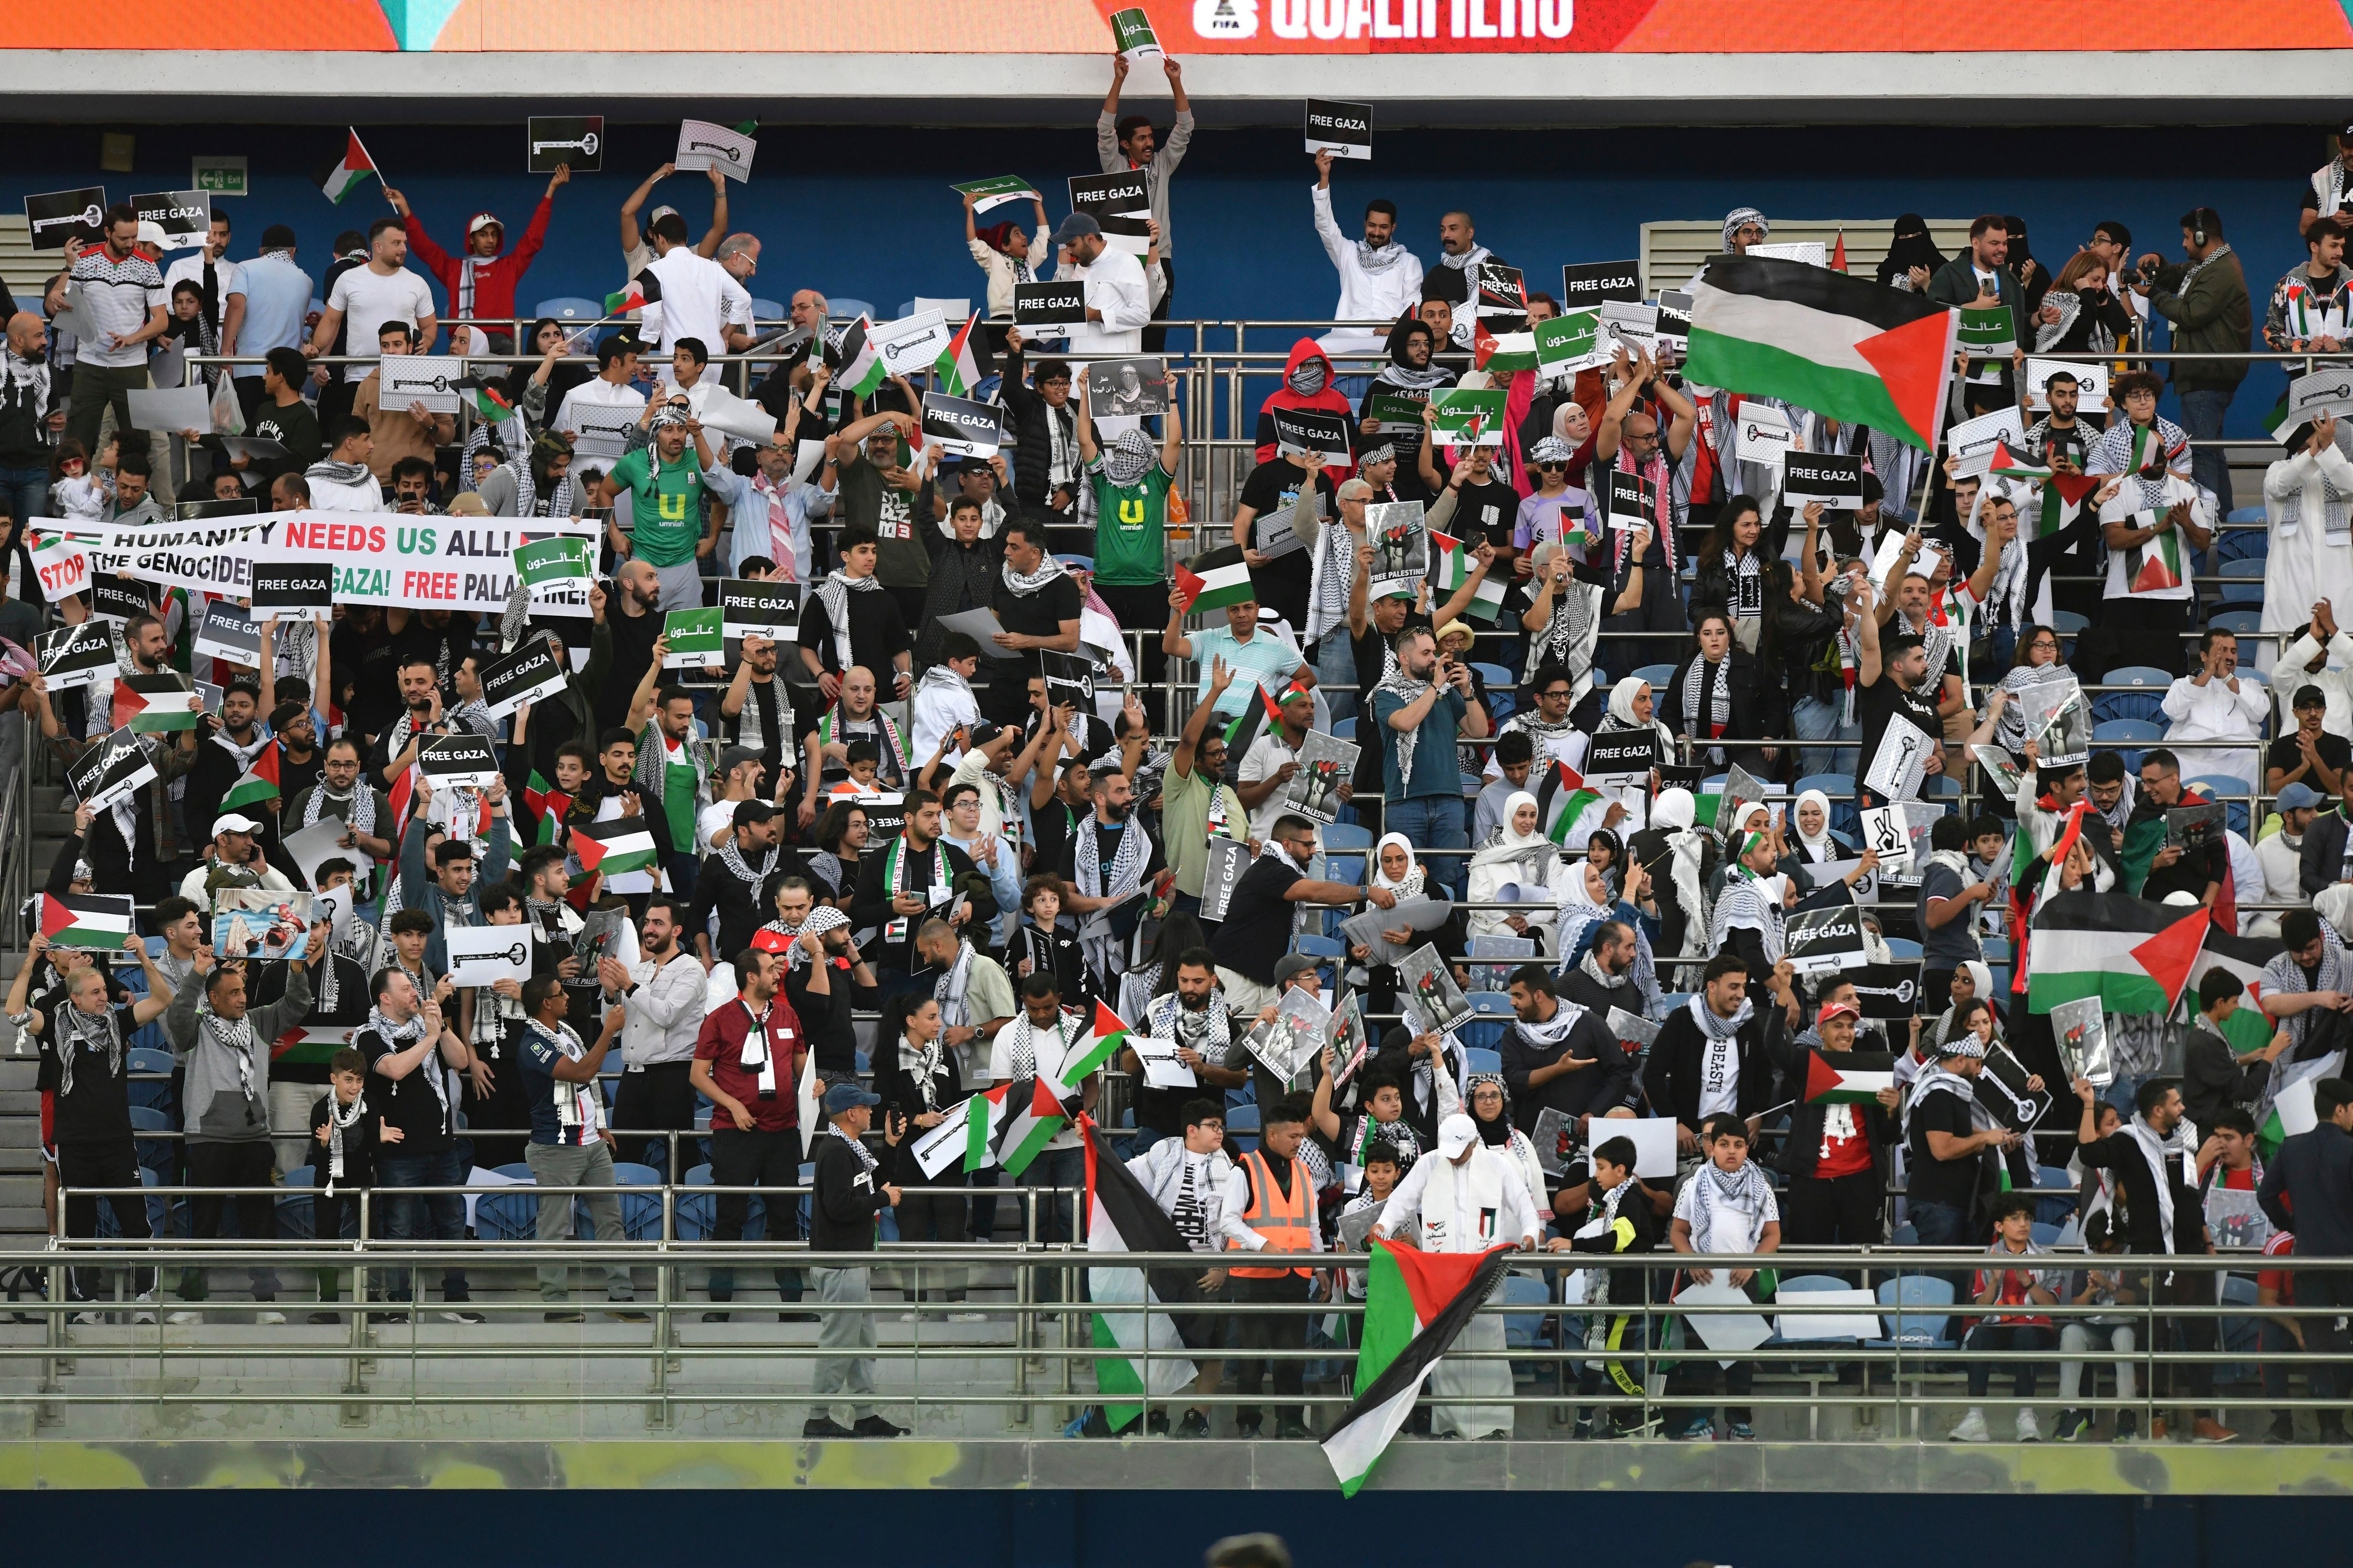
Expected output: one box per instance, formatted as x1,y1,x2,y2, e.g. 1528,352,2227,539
1535,462,1567,473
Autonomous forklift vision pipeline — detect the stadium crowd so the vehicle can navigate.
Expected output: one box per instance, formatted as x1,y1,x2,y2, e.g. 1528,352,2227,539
9,59,2353,1448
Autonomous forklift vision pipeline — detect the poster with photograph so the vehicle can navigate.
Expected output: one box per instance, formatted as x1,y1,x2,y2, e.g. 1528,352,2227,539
211,888,312,960
1084,357,1171,416
2052,996,2112,1087
1278,730,1358,825
1397,942,1472,1033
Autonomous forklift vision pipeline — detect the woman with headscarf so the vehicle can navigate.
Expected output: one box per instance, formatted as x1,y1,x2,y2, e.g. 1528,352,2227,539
1789,789,1855,865
2035,251,2136,357
1555,826,1648,965
2002,216,2049,319
1558,678,1678,850
1994,623,2075,756
1709,825,1791,995
1445,1069,1548,1211
1521,535,1649,703
1875,215,1948,293
1465,791,1574,955
1254,338,1357,468
963,189,1051,318
1657,610,1779,773
1346,834,1464,1017
1689,495,1772,655
1629,786,1715,966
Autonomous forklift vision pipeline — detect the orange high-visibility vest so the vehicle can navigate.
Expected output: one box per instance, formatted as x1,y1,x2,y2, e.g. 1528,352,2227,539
1231,1149,1314,1279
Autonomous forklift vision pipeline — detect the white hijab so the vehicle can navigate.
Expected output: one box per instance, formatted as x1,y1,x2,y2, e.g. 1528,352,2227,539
1604,678,1678,756
1469,790,1551,872
1372,832,1426,899
1792,788,1839,860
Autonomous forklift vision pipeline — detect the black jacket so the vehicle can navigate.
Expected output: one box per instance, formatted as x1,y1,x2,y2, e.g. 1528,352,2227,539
1644,1004,1772,1134
1498,1007,1635,1129
2180,1023,2275,1135
849,835,979,976
998,345,1080,511
691,846,779,964
1567,1179,1664,1309
2301,808,2351,897
809,1127,891,1252
1762,1009,1897,1184
1657,647,1782,758
2262,1124,2353,1257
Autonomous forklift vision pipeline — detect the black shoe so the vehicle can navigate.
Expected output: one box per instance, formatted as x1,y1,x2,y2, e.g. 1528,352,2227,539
368,1311,406,1325
779,1312,818,1323
703,1312,731,1323
2319,1419,2353,1446
1144,1409,1171,1436
1176,1409,1211,1439
544,1310,586,1323
1232,1419,1263,1439
1274,1418,1313,1441
803,1417,856,1439
2266,1415,2295,1446
852,1415,908,1438
308,1311,341,1326
606,1307,651,1323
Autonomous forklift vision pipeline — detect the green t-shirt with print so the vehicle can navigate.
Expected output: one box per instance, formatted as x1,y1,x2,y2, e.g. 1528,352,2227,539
1086,458,1172,586
609,446,706,568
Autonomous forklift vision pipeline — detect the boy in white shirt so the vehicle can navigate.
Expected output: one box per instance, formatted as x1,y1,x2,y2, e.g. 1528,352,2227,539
1667,1113,1782,1440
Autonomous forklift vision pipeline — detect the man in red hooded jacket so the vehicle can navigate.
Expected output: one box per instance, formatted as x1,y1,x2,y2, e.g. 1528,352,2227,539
386,166,571,352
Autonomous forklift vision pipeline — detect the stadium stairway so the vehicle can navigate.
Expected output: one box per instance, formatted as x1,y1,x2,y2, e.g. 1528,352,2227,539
1,777,76,1246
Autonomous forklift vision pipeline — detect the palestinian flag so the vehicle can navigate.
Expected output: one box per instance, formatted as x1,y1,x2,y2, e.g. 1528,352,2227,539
832,316,888,399
2027,888,2208,1016
2122,519,2185,595
603,274,652,316
1533,758,1601,846
2037,469,2104,538
2187,930,2286,1056
113,673,202,733
988,1076,1071,1177
272,1025,355,1066
39,892,134,952
318,129,379,205
569,816,659,878
1059,1000,1133,1085
1429,529,1507,623
1322,1239,1513,1497
1219,678,1294,754
459,376,516,423
1079,1116,1200,1433
1174,545,1255,614
523,770,572,847
1987,444,2050,483
933,313,994,399
219,739,282,812
1472,317,1537,372
1802,1049,1898,1105
1685,255,1957,451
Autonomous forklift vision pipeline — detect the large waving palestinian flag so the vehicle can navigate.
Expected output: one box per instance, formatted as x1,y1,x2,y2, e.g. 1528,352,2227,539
1324,1238,1513,1497
2188,930,2287,1056
2027,888,2208,1016
1079,1117,1199,1434
1685,256,1957,451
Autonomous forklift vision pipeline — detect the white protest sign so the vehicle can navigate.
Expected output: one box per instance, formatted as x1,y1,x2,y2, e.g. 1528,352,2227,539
1735,403,1795,475
379,355,465,415
1604,1117,1680,1179
252,514,599,618
1948,405,2027,476
29,535,88,602
444,923,534,987
1595,299,1659,358
870,311,952,379
1858,805,1911,869
675,119,756,182
1747,241,1827,267
2025,358,2110,412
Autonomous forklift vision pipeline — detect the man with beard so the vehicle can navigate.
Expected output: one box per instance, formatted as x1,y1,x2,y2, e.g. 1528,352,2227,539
1357,315,1454,504
692,800,783,963
1370,626,1487,898
1122,949,1249,1138
1059,760,1164,998
596,895,705,1181
1310,151,1422,361
476,428,579,518
56,613,199,902
598,560,665,733
851,789,978,987
367,654,457,799
776,900,868,1078
1560,917,1650,1047
1497,963,1632,1138
693,943,818,1321
185,679,272,846
986,518,1082,726
624,669,715,899
1419,209,1504,351
716,628,795,794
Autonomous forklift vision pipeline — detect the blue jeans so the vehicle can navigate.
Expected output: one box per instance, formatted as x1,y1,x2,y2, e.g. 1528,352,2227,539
1384,794,1469,899
1315,632,1359,728
1790,694,1859,786
2177,387,2234,518
378,1145,471,1302
0,466,45,532
1908,1200,1969,1247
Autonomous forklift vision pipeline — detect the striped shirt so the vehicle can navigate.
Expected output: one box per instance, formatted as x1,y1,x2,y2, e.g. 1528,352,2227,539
68,244,164,369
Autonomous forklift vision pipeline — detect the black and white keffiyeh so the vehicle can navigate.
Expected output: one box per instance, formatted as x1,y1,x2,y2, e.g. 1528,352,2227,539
2264,936,2352,1052
302,780,376,838
1524,571,1600,690
1306,509,1359,646
199,1006,264,1112
998,1008,1073,1083
1149,989,1232,1060
323,1090,366,1192
1373,664,1434,793
55,1000,123,1100
1685,1156,1775,1255
718,837,778,889
813,569,884,673
830,1118,879,1174
1678,653,1734,759
1001,553,1069,598
1075,816,1148,979
1707,869,1786,966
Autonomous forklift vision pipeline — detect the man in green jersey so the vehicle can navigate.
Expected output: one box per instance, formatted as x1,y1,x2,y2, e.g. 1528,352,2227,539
596,403,721,612
1078,374,1182,725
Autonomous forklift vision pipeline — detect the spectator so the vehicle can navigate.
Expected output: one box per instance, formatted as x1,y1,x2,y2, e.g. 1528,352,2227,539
1158,665,1251,922
516,973,642,1323
1309,153,1421,360
2162,628,2267,793
598,896,707,1181
64,205,169,456
1097,52,1193,351
388,166,565,353
234,225,312,411
801,525,915,706
1762,970,1897,1247
998,337,1081,529
2258,1073,2353,1434
1076,381,1181,705
305,416,386,513
2054,1210,2141,1443
986,518,1084,725
691,943,815,1320
875,987,979,1315
2262,215,2349,354
1371,626,1488,898
1051,213,1149,358
1224,1098,1322,1439
304,1046,390,1320
1210,815,1390,1013
1903,1028,2018,1246
1665,1112,1782,1440
2132,208,2249,517
1663,610,1781,782
2071,1076,2237,1442
1496,962,1629,1142
356,959,480,1320
1949,1191,2061,1443
1928,216,2026,415
2264,423,2353,639
961,188,1050,318
595,406,721,613
555,334,649,453
164,933,319,1322
306,215,436,392
1646,953,1772,1176
636,211,749,359
2130,750,2228,906
0,312,56,527
805,1080,907,1438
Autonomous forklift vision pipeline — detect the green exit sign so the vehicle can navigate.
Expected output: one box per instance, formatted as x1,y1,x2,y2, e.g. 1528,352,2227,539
192,157,247,197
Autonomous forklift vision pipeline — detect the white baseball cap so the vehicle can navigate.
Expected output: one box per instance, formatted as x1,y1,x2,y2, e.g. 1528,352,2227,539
213,813,261,836
1437,1113,1478,1159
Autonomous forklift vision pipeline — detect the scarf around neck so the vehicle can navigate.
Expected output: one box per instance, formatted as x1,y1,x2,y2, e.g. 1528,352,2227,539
814,569,882,673
1688,1156,1774,1254
1374,663,1435,793
1002,553,1068,598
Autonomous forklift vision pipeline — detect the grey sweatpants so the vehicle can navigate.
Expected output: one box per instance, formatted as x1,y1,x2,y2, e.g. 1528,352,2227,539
526,1140,634,1302
811,1263,879,1424
649,559,705,613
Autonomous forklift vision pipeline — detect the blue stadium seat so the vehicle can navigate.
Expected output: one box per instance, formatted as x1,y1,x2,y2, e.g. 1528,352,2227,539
1470,662,1514,695
1463,1045,1504,1076
2217,556,2264,578
2208,608,2262,637
2187,776,2253,836
1499,1273,1553,1350
748,296,785,322
828,299,875,323
126,1046,175,1115
2217,524,2268,564
1653,990,1692,1022
533,295,606,324
1867,1275,1958,1351
1332,716,1355,740
2094,666,2173,726
2214,581,2264,608
1321,823,1375,854
1771,1273,1867,1349
474,1169,540,1242
2047,610,2089,636
1627,663,1679,692
1791,772,1858,837
1880,936,1922,962
1458,994,1516,1053
1225,1102,1262,1156
602,1161,667,1242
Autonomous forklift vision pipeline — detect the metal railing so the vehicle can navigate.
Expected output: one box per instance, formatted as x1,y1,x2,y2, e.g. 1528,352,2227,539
12,1235,2341,1443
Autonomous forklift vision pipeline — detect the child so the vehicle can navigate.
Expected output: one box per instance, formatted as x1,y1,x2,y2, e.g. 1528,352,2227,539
1667,1113,1781,1440
1559,1135,1665,1438
1005,874,1089,1006
2055,1209,2139,1442
49,436,104,522
308,1047,399,1322
1333,1140,1404,1319
1312,1063,1422,1176
1952,1190,2060,1442
827,738,884,801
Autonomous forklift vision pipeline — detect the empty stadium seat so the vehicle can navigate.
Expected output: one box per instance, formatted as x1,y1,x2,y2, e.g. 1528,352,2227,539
2187,776,2253,836
1627,663,1679,691
2093,666,2172,726
532,295,605,323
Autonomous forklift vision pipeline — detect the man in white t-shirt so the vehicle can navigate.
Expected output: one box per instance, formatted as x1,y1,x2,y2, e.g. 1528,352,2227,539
306,216,438,384
1051,213,1149,357
162,211,245,358
638,213,749,360
555,335,649,459
1234,682,1319,840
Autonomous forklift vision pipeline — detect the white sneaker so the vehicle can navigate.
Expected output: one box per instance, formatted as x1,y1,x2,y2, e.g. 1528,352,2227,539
71,1309,104,1326
132,1293,156,1325
2016,1408,2042,1443
949,1311,988,1323
1950,1407,1992,1443
254,1310,286,1325
166,1310,203,1325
